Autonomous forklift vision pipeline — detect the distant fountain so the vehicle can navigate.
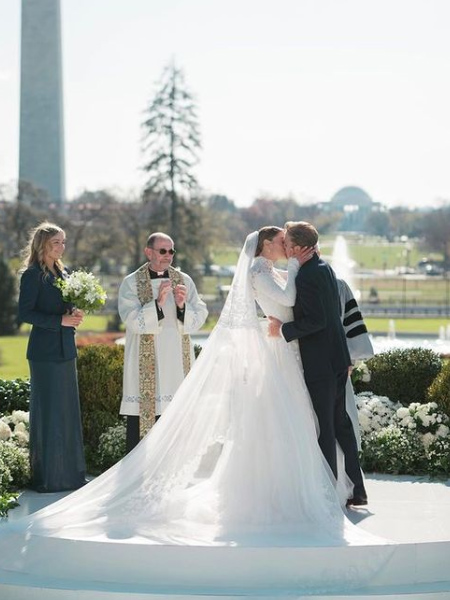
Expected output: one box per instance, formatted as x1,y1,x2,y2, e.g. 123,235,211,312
439,326,446,341
331,235,357,292
447,324,450,341
388,319,396,340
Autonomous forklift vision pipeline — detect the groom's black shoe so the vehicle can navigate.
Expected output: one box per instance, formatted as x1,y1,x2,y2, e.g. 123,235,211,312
346,495,368,507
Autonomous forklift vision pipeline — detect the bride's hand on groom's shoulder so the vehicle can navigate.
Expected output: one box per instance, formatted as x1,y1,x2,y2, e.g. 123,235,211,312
268,316,282,337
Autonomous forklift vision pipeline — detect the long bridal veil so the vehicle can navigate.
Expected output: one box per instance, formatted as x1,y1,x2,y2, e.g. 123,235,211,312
1,233,386,550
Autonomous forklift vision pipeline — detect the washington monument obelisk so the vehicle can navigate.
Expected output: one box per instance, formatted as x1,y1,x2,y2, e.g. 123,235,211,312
19,0,66,203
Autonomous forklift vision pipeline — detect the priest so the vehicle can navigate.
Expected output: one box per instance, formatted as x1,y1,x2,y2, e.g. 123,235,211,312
118,232,208,451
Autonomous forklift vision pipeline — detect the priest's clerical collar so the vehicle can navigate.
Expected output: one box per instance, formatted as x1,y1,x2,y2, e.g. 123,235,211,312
149,268,169,279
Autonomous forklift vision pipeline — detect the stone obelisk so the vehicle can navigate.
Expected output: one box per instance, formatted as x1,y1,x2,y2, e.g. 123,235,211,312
19,0,66,203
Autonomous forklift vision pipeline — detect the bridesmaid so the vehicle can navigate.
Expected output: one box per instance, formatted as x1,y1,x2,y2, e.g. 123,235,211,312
18,222,86,492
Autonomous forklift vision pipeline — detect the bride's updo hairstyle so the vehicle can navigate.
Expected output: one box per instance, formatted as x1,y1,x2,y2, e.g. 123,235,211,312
284,221,318,248
254,226,283,257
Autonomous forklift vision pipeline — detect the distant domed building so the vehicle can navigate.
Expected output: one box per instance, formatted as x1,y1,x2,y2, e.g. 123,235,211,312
325,186,382,231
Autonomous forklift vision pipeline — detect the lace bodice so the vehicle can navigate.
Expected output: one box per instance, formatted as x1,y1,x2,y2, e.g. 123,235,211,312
250,257,299,322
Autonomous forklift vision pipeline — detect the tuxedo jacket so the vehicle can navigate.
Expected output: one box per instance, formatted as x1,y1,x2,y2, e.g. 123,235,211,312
19,263,77,362
282,254,351,383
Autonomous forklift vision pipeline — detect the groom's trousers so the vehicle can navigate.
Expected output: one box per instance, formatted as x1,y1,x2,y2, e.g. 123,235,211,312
306,368,365,495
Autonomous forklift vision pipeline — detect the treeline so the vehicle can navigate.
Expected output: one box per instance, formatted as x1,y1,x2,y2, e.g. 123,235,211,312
1,185,450,277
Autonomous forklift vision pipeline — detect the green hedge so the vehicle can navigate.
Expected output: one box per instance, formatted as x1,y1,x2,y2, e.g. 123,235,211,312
0,379,30,415
428,360,450,416
0,443,30,489
356,348,442,406
77,344,124,469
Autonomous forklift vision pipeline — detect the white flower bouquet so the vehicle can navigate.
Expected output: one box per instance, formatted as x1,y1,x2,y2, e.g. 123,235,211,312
351,360,371,385
55,270,107,313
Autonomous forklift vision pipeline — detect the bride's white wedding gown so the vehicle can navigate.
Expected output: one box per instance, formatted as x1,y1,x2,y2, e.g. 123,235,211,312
0,233,392,591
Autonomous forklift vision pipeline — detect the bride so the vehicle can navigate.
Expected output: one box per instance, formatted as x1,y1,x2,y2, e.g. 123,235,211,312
0,230,389,556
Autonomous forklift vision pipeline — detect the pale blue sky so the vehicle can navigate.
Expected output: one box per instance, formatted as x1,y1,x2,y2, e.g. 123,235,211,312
1,0,450,207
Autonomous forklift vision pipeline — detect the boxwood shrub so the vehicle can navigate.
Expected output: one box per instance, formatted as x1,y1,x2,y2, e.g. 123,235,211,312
77,344,124,467
0,379,30,414
356,347,442,406
427,359,450,417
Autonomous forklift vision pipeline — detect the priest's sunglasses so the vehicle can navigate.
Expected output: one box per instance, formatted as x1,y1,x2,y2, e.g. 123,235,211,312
153,248,176,255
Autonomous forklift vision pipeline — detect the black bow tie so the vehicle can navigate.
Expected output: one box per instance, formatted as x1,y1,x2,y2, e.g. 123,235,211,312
149,269,169,279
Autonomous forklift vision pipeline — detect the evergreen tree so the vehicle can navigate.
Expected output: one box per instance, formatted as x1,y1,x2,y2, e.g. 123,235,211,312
0,256,18,335
142,61,201,240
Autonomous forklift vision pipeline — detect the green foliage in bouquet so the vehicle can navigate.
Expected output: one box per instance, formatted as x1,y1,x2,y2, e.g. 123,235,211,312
357,348,442,405
77,344,124,470
427,360,450,417
0,379,30,414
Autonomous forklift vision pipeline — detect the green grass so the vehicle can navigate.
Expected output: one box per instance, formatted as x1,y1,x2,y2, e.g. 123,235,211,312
210,247,240,266
0,336,30,379
19,314,112,334
2,316,449,380
320,234,441,271
366,318,450,335
0,315,114,380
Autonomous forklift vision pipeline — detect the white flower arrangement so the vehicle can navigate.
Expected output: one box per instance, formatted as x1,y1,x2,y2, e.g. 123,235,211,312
54,270,107,313
395,401,449,439
0,411,30,447
0,421,11,442
356,392,402,435
357,392,450,475
5,410,29,426
97,423,126,469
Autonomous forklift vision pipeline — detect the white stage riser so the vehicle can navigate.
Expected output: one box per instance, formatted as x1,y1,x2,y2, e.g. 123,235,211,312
1,583,450,600
0,540,449,599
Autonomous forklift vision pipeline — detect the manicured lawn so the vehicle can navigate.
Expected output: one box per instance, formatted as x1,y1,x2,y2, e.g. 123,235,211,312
19,314,112,334
0,336,30,379
2,316,449,380
0,315,115,380
365,318,450,335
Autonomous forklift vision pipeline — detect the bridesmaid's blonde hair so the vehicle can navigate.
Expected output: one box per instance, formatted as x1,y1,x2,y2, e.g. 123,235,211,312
21,221,65,273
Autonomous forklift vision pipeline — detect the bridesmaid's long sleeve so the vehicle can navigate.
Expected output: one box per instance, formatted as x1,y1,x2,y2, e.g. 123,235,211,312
19,268,62,330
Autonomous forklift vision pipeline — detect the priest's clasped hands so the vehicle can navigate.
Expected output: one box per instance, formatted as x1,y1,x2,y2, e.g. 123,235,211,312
157,281,187,309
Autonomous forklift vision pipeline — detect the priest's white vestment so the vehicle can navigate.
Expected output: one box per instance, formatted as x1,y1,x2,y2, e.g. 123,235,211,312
118,264,208,433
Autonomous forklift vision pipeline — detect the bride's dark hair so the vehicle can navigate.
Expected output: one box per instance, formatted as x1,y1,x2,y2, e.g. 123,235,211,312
254,226,283,257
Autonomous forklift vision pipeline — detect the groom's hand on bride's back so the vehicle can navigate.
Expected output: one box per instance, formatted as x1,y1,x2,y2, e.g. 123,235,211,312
268,316,282,337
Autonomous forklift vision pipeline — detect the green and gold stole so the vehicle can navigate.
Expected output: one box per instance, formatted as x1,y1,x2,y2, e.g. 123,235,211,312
135,264,192,436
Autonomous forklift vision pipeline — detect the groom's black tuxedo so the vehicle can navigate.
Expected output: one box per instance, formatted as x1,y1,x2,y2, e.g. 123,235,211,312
282,254,365,496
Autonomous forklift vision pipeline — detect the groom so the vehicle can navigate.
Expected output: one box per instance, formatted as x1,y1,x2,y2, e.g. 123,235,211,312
268,221,367,507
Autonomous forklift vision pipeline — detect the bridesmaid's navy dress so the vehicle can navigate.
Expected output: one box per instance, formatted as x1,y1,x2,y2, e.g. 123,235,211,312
18,263,86,492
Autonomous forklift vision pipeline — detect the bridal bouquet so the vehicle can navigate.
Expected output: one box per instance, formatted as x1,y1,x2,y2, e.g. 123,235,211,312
54,270,107,313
